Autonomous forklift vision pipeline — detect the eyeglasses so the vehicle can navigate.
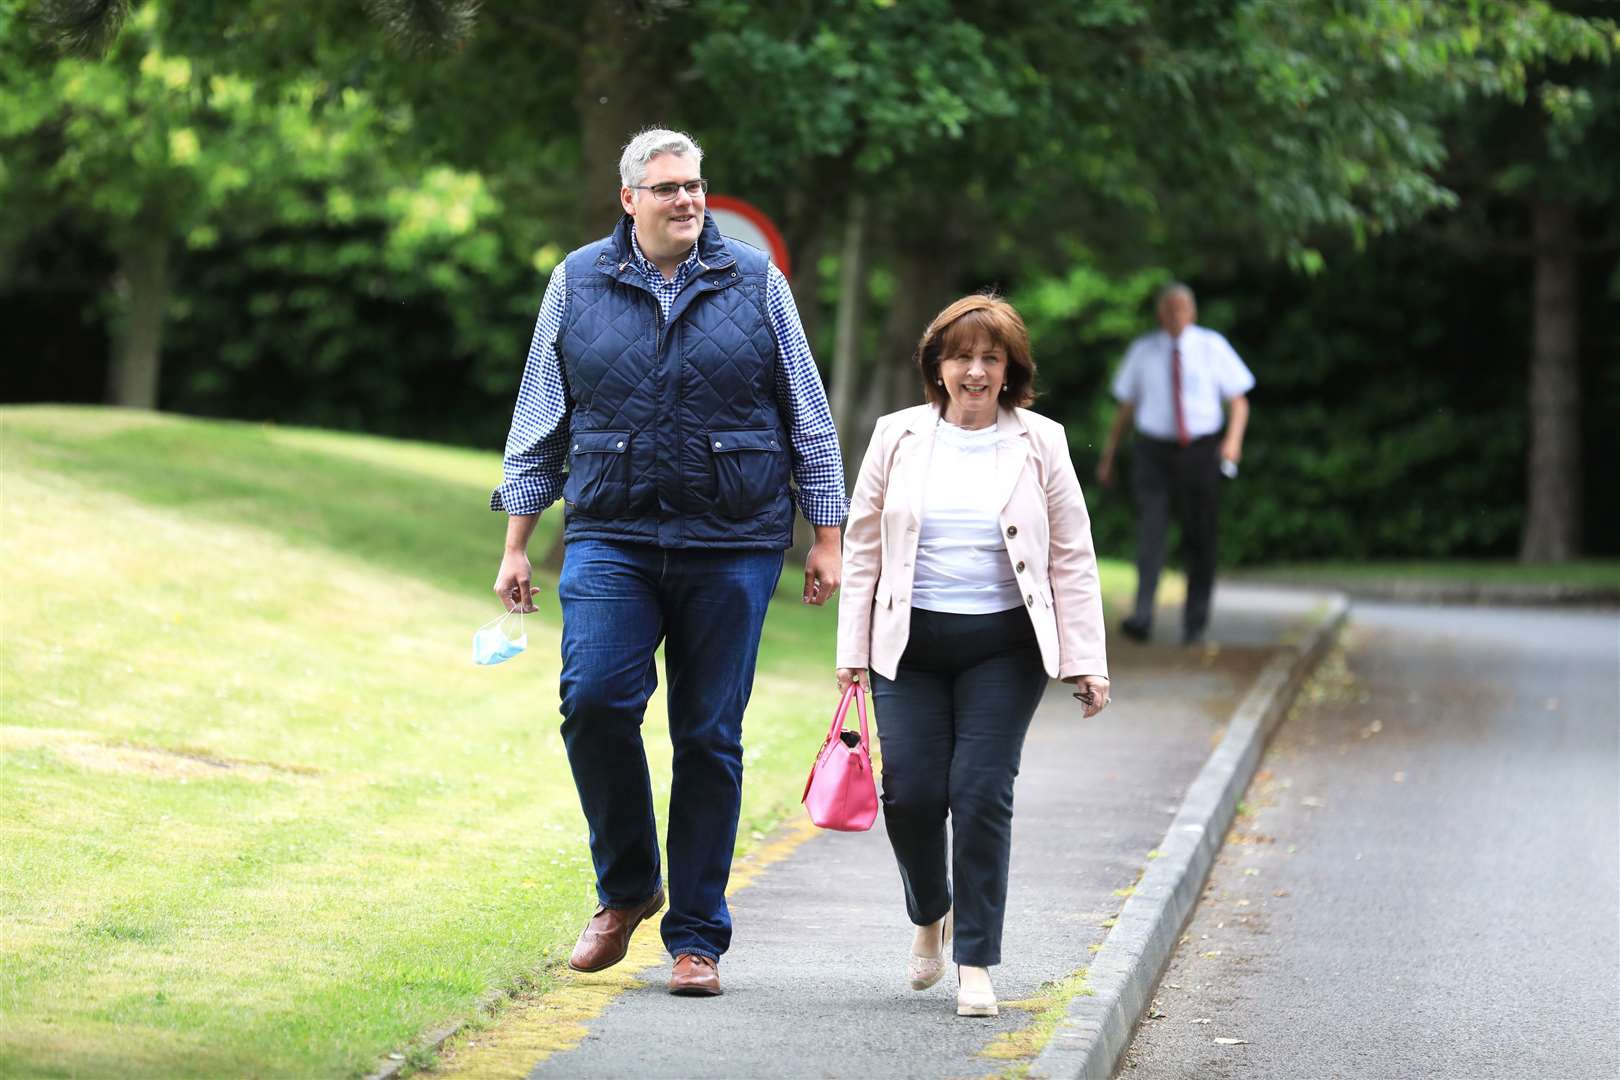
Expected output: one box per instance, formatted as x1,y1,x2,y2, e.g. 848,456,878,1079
628,179,709,202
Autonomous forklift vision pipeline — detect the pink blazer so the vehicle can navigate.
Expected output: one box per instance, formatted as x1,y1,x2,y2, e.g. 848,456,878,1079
837,404,1109,682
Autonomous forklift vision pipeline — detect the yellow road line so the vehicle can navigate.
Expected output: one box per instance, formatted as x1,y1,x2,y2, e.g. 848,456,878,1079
431,816,822,1079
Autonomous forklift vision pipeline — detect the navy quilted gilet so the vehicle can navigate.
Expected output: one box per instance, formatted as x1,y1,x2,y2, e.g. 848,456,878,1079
557,213,793,550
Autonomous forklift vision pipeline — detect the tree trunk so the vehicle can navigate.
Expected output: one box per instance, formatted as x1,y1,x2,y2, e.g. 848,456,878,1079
1520,199,1582,562
576,1,666,242
869,240,964,428
781,184,828,349
829,190,868,478
539,2,671,572
107,229,171,410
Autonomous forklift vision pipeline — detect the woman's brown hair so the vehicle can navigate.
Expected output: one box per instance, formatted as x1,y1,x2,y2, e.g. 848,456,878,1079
913,292,1037,410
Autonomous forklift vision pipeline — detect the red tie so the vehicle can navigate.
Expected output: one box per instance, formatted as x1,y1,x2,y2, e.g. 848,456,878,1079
1171,342,1190,447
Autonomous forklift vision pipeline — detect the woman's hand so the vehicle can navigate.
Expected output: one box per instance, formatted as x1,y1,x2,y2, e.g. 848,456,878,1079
836,667,867,694
1070,675,1110,719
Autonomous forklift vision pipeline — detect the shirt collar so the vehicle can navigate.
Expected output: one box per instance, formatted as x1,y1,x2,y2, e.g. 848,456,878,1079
628,226,699,280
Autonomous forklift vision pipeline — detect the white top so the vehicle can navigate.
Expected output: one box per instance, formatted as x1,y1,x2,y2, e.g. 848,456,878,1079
1111,324,1255,441
911,421,1024,615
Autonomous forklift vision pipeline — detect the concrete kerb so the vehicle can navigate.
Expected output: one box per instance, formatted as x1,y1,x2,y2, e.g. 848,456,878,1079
365,988,503,1080
1029,592,1350,1080
1236,577,1618,608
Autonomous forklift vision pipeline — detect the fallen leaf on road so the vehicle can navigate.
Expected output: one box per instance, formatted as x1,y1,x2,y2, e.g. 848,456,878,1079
1243,868,1260,876
1190,1018,1212,1025
1149,1009,1167,1020
1274,889,1290,897
1214,1037,1249,1046
1301,796,1326,808
1235,899,1251,906
1200,950,1222,958
1358,720,1383,739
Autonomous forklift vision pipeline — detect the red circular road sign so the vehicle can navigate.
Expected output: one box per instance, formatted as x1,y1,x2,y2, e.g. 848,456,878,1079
707,195,791,280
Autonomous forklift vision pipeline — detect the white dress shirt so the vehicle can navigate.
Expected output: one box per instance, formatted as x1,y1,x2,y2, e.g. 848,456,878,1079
1111,324,1254,441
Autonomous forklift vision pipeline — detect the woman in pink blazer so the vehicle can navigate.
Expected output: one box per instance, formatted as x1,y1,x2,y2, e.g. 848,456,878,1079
836,293,1111,1017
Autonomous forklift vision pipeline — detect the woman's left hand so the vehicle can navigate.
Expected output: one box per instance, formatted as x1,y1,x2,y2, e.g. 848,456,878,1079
1071,675,1110,719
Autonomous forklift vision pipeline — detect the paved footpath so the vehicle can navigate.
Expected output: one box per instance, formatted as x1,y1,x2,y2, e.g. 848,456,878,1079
436,585,1332,1080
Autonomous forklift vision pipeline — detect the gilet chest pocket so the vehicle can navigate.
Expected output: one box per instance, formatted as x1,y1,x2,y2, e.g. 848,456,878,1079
564,430,631,516
708,428,786,519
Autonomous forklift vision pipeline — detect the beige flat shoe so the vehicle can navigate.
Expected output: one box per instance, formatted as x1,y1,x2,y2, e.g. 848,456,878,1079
956,965,998,1017
907,909,953,991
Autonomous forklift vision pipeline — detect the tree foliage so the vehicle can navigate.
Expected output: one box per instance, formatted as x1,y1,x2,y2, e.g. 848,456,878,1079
3,0,1616,558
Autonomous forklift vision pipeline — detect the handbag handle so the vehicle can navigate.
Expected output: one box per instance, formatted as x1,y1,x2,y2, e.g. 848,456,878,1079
827,681,871,750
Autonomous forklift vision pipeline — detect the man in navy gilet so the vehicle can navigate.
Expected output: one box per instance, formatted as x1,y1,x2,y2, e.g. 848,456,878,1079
491,129,847,996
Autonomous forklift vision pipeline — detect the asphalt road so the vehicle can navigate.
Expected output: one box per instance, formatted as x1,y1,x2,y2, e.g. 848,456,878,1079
1122,603,1620,1080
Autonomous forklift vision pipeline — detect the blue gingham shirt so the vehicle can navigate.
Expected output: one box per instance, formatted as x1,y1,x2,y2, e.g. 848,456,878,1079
492,230,847,527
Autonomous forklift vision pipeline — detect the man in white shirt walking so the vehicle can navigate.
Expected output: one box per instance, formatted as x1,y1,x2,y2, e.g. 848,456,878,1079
1096,283,1253,645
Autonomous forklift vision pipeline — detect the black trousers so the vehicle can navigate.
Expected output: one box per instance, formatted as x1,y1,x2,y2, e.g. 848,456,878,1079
870,607,1048,967
1130,432,1223,638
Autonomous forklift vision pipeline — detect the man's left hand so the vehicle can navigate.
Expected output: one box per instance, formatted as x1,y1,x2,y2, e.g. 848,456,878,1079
1221,440,1243,466
803,528,842,606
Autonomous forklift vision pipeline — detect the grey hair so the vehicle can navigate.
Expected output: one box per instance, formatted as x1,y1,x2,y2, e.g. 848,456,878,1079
1157,282,1196,307
618,128,704,188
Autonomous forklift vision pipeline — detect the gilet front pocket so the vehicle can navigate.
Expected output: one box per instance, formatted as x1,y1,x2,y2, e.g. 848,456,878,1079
564,430,631,517
707,428,787,519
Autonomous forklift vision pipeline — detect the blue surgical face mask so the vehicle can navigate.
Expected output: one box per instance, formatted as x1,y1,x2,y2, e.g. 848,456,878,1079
472,609,527,666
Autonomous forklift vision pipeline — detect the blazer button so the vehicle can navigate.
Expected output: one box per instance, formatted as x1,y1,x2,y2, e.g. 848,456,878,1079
1006,525,1018,538
1026,594,1034,607
1015,560,1026,573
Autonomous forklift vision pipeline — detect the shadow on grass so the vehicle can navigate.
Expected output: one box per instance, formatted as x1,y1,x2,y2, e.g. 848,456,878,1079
7,407,553,601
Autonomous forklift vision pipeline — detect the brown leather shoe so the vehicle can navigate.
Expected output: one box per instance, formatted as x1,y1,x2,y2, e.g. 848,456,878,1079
668,953,722,996
567,888,665,973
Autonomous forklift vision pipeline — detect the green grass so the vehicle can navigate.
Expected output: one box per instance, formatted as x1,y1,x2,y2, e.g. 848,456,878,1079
1243,559,1620,589
2,405,1134,1078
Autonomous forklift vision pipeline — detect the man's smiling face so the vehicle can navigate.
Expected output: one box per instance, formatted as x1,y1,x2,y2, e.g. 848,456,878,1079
621,152,704,263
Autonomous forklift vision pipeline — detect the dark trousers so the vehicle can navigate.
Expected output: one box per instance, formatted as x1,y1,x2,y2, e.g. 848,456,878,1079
557,538,784,962
1130,433,1223,638
870,607,1049,967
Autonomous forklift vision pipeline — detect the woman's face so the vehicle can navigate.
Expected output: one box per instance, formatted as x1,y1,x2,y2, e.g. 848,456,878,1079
938,327,1006,428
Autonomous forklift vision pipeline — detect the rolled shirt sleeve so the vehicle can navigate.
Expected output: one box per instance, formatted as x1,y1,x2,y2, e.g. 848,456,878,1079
1110,340,1143,404
491,265,571,515
1209,330,1256,400
766,264,848,527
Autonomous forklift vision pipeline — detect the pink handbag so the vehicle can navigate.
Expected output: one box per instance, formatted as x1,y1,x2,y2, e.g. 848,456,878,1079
801,682,879,831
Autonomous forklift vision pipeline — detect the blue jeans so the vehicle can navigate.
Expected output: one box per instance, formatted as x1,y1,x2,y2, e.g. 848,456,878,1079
557,538,784,961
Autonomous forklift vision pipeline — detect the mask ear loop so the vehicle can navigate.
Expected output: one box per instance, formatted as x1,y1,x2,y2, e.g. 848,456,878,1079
503,605,525,642
479,606,525,637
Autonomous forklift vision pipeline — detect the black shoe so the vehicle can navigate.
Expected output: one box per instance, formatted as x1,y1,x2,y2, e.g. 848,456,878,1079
1120,618,1151,644
1182,629,1206,647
